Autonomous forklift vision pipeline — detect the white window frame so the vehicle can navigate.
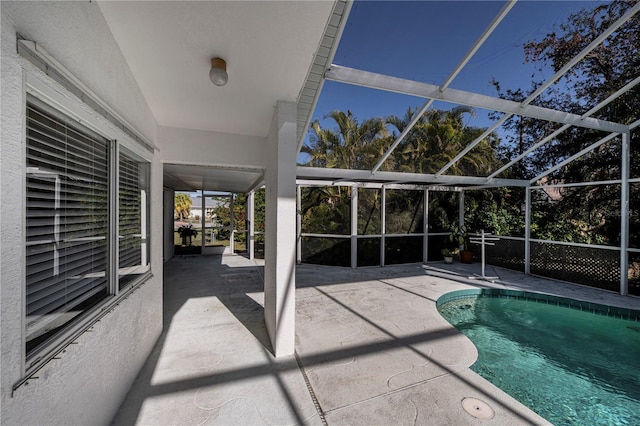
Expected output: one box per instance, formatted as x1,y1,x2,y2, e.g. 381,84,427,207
19,67,153,382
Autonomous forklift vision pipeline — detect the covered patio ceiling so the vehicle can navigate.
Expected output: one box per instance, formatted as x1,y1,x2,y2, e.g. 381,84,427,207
97,0,349,193
163,163,264,193
98,1,338,137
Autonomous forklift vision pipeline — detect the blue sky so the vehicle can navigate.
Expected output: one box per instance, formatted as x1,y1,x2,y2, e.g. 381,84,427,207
301,0,603,160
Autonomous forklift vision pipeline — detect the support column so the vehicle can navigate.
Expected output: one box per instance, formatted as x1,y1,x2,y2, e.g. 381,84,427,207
248,191,255,260
423,189,429,263
525,187,531,275
264,101,297,357
380,186,386,267
620,132,630,295
458,191,465,252
164,189,175,261
229,194,235,254
351,186,358,268
459,191,465,225
296,185,302,264
201,190,205,252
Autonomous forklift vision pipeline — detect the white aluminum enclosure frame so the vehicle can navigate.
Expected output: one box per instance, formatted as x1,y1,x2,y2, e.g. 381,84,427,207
371,0,517,174
489,76,640,180
295,1,640,295
324,65,628,133
295,180,455,268
323,2,638,166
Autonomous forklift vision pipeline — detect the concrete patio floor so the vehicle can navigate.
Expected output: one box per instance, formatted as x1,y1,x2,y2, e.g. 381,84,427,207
112,255,640,425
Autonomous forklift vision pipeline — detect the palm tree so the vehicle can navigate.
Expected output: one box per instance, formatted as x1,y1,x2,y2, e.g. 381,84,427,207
302,121,338,168
304,110,390,170
174,192,192,220
387,106,498,176
386,107,431,173
301,111,391,236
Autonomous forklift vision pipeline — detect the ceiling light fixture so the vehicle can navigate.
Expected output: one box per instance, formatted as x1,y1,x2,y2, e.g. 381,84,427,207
209,57,228,87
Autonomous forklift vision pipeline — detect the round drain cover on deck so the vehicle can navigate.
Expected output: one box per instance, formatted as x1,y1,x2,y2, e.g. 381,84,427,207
461,397,495,419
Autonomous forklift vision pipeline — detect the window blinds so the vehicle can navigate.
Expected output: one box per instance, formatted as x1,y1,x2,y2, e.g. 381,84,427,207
118,152,150,289
26,99,110,349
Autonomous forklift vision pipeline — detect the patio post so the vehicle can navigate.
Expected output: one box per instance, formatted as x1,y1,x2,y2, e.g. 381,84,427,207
165,189,175,261
380,186,386,267
296,185,302,264
248,190,255,260
525,186,531,275
264,100,297,356
351,185,358,268
229,194,235,254
458,190,465,248
620,131,630,295
423,189,429,263
201,189,205,252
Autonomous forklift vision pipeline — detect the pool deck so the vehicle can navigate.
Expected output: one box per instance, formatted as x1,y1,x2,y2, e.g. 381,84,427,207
112,255,640,425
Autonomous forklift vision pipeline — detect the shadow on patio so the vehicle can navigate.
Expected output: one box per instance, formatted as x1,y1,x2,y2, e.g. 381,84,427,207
112,255,561,425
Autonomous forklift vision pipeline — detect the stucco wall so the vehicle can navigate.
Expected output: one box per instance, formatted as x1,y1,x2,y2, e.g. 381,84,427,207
1,2,162,424
158,125,266,169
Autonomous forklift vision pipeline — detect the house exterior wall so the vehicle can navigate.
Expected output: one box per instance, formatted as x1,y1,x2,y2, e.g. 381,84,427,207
158,125,266,169
1,2,163,424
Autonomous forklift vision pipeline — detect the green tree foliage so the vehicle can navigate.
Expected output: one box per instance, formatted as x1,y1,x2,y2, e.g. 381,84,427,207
492,0,638,245
303,110,390,170
301,186,350,235
253,188,266,232
385,190,424,234
302,106,502,240
174,192,192,220
386,106,500,175
302,111,390,237
208,193,262,244
465,188,525,237
357,188,380,235
311,106,497,173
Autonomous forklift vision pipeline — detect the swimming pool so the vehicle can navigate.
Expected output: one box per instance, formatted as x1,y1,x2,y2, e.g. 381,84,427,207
437,289,640,426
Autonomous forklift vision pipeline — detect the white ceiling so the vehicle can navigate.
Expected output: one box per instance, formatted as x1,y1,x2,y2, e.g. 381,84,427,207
163,163,263,193
98,1,336,193
99,1,334,137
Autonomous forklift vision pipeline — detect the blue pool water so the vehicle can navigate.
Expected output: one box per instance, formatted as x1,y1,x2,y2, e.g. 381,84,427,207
438,292,640,425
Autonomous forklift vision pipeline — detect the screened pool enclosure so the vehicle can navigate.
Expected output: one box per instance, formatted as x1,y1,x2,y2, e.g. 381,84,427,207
183,166,639,297
292,1,640,297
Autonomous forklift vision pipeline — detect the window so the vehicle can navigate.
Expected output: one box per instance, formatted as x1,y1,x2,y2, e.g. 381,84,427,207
119,149,150,288
25,96,151,360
